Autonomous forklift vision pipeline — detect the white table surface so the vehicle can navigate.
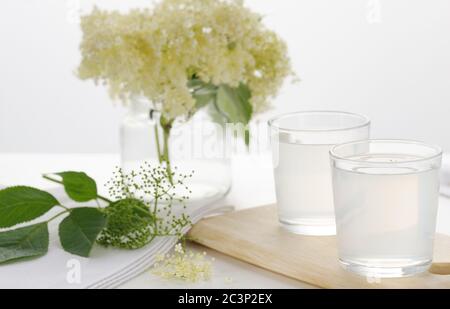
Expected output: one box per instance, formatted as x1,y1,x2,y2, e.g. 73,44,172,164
1,153,449,289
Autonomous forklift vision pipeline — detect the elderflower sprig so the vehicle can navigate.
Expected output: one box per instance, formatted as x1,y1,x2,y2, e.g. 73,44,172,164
0,166,194,264
97,163,193,249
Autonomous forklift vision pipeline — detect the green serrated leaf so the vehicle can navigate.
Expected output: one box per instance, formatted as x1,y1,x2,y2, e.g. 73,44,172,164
59,208,107,257
56,171,98,202
0,223,49,264
0,186,59,228
216,83,253,124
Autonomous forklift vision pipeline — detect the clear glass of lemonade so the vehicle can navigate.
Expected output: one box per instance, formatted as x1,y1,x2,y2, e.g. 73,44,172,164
330,139,442,278
269,111,370,235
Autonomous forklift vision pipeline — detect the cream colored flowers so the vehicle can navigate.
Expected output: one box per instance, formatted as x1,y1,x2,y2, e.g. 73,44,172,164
152,244,213,282
78,0,292,120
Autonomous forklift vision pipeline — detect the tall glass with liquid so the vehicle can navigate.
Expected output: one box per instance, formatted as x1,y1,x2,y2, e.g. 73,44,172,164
330,139,442,277
269,111,370,235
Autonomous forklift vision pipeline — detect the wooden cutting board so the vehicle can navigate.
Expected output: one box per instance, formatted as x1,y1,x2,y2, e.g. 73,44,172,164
188,204,450,288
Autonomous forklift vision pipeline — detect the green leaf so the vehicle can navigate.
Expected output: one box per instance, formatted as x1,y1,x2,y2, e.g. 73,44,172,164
0,186,59,228
0,223,49,264
216,83,253,146
189,78,218,110
56,171,98,202
188,79,253,146
187,78,205,90
192,85,218,109
59,208,107,257
216,83,253,125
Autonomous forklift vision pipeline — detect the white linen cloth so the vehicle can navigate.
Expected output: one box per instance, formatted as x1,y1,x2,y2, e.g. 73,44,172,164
0,187,232,289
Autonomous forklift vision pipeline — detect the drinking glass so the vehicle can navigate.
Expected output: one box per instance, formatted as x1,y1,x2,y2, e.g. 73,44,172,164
269,111,370,235
330,139,442,277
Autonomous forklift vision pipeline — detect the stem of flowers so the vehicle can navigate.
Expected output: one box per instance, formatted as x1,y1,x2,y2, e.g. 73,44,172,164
57,204,70,211
154,123,163,164
159,116,174,185
162,126,173,184
95,199,102,209
46,209,70,223
151,109,163,164
153,191,159,232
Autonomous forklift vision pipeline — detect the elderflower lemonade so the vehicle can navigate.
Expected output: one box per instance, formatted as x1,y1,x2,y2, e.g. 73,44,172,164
330,140,442,277
269,111,370,235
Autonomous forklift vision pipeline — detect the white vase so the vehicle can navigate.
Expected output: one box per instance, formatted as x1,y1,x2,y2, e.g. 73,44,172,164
120,97,232,203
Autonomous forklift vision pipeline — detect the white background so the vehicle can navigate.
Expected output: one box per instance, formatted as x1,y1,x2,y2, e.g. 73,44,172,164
1,0,450,153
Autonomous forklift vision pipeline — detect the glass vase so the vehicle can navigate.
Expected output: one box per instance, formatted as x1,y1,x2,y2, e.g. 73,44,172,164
120,97,232,203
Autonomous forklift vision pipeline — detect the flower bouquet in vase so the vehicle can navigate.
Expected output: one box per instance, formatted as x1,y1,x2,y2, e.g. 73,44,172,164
78,0,292,202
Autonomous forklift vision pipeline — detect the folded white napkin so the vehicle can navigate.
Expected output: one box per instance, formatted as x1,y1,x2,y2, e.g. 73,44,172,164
89,204,233,289
0,187,232,289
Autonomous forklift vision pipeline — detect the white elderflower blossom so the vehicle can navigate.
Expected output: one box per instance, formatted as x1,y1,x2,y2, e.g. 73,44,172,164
78,0,292,120
152,244,213,282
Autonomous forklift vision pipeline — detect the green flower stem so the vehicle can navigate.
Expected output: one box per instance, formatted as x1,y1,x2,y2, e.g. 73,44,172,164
94,195,113,205
154,123,163,164
58,204,70,211
162,126,173,184
152,195,159,232
157,116,174,185
46,209,70,223
42,174,113,204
